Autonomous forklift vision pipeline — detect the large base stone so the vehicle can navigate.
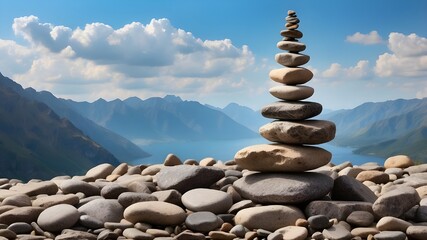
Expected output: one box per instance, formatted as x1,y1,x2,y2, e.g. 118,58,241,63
233,172,333,204
234,144,331,172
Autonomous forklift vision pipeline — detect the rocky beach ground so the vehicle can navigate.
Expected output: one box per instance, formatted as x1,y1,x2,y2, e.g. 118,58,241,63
0,154,427,240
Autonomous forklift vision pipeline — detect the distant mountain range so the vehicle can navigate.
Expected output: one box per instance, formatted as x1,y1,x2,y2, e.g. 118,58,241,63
210,103,269,132
64,95,257,143
0,74,119,180
325,98,427,162
0,73,150,162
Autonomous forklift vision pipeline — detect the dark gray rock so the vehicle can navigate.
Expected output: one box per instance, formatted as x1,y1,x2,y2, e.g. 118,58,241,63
372,186,420,218
233,172,333,204
308,215,332,230
305,201,373,221
261,101,322,120
59,179,100,196
374,231,407,240
346,211,374,227
331,175,378,203
118,192,157,208
7,222,32,234
185,211,223,232
100,183,128,199
156,165,225,193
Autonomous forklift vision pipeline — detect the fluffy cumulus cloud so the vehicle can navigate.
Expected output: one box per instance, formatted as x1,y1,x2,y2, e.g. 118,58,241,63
0,16,255,101
320,60,371,80
346,31,383,45
375,32,427,78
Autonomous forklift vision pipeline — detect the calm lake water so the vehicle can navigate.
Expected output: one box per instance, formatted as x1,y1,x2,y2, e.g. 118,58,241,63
132,137,385,166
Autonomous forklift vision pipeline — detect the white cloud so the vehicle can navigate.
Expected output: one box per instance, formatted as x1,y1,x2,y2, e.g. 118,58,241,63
320,60,371,79
346,31,383,45
375,32,427,78
1,16,255,101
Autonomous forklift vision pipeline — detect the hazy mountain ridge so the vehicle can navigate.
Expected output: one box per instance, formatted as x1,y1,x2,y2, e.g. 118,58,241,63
326,98,427,161
0,73,149,162
65,95,258,142
0,76,120,180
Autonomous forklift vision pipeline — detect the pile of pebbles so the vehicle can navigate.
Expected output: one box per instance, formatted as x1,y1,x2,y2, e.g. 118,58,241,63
0,154,427,240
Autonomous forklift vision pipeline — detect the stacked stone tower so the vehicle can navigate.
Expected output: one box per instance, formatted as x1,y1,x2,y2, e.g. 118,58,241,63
233,10,337,204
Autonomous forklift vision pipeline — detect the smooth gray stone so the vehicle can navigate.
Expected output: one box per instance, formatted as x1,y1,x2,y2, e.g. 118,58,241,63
261,101,322,120
372,186,420,218
233,172,333,204
185,211,223,232
118,192,157,208
156,165,224,193
78,199,123,223
308,215,332,230
374,231,407,240
269,85,314,101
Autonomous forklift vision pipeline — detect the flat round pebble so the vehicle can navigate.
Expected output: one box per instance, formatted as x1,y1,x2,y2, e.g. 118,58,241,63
7,222,32,234
124,201,186,225
37,204,79,232
406,226,427,240
374,231,407,240
182,188,233,214
308,215,331,230
122,228,154,240
346,211,374,227
275,226,308,240
185,211,223,232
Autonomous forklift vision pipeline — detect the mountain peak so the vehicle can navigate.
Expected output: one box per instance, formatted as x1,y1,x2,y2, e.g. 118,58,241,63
163,95,182,102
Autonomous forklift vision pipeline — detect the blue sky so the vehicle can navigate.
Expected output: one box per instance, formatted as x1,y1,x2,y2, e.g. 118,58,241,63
0,0,426,110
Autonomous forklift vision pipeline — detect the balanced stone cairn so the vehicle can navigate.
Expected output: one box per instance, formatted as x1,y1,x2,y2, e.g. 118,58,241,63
234,10,337,205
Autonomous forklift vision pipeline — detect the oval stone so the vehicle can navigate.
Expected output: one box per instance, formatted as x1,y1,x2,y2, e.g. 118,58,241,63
261,101,322,120
259,120,336,144
275,53,310,67
233,172,333,204
37,204,79,232
185,211,223,232
78,199,123,223
182,188,233,214
269,85,314,101
277,41,306,52
234,144,331,172
280,29,303,38
269,67,313,85
235,205,304,232
384,155,414,169
124,201,186,225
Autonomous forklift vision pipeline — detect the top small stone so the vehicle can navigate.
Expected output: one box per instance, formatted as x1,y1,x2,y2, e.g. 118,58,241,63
288,10,296,16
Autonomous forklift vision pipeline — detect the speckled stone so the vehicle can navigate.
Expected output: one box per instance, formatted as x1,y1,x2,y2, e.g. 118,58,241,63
261,101,322,120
